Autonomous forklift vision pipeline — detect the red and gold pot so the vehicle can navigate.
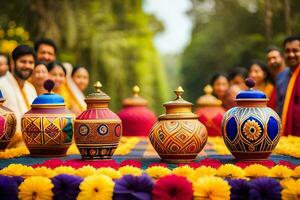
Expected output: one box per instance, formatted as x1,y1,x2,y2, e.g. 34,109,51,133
118,86,156,136
195,85,225,136
0,90,16,150
74,81,122,160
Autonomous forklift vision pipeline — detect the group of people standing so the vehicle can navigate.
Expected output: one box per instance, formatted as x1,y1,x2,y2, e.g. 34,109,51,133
0,39,90,147
210,36,300,136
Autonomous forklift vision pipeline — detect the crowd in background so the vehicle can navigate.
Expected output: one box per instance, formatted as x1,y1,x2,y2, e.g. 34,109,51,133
210,35,300,136
0,39,89,147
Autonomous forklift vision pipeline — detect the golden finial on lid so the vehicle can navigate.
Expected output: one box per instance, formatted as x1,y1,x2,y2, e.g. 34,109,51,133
94,81,102,93
174,86,184,99
203,85,213,95
132,85,140,97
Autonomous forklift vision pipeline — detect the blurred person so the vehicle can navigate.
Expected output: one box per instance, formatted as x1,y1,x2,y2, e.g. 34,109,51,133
47,61,82,115
34,38,56,64
281,36,300,136
223,67,247,110
266,47,289,116
248,60,276,109
0,45,37,147
248,60,274,97
72,66,89,92
63,62,86,112
211,73,230,108
0,53,9,77
30,61,48,95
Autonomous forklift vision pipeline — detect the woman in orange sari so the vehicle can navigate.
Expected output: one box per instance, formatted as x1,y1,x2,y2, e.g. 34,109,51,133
47,62,82,115
248,60,276,110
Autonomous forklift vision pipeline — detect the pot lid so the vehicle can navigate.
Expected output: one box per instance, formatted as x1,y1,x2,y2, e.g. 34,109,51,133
197,85,222,106
0,89,4,102
164,86,193,107
122,85,147,106
160,86,197,119
32,80,65,106
236,78,267,100
85,81,111,103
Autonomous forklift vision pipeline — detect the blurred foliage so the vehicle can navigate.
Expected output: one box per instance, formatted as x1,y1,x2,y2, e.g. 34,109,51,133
0,0,169,113
0,22,32,54
182,0,300,102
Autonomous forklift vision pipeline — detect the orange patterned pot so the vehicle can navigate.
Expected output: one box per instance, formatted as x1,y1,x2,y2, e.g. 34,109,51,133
0,90,16,150
21,80,74,156
149,86,207,163
74,82,122,160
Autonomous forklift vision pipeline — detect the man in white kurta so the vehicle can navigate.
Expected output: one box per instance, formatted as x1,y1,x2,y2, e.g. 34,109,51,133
0,45,37,147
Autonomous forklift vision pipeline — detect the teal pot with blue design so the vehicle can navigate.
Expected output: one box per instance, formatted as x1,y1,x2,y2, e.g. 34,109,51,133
222,78,281,160
21,80,75,156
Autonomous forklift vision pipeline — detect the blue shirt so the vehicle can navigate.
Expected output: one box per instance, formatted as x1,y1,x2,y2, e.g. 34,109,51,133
275,68,290,116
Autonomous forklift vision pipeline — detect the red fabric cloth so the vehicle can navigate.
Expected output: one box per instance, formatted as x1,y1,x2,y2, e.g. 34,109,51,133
267,88,277,111
284,73,300,136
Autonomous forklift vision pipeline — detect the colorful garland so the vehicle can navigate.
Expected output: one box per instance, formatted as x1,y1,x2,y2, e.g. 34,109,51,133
0,161,300,200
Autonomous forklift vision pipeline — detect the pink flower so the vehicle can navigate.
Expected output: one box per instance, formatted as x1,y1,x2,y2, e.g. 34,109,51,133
152,175,193,200
236,160,275,169
198,158,222,168
120,160,141,168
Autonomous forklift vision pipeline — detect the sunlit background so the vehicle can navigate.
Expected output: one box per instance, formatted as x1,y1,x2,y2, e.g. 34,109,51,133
0,0,300,113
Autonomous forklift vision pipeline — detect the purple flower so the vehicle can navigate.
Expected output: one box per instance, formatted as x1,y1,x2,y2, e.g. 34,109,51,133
226,178,250,200
11,176,24,186
0,175,19,200
114,174,154,200
249,177,282,200
52,174,83,200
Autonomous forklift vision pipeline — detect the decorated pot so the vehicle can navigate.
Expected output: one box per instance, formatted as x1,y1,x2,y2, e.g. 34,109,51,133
21,80,74,156
222,78,281,160
149,86,208,163
74,81,122,160
195,85,225,136
0,90,16,150
118,85,156,136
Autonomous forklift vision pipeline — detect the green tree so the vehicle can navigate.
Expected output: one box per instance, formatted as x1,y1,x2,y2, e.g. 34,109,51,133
182,0,300,102
0,0,169,113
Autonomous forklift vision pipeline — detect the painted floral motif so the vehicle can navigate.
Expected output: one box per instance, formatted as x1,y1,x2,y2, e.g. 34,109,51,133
242,119,262,141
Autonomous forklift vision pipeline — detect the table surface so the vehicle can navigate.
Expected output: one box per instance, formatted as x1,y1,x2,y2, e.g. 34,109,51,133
0,137,299,169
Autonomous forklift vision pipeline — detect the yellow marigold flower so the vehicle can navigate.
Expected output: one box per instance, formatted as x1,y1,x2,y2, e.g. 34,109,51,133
18,176,54,200
118,166,142,176
216,164,244,178
0,164,33,177
75,166,96,177
77,174,114,200
270,165,295,178
54,166,76,175
190,166,217,182
293,166,300,178
244,164,270,177
281,178,300,200
145,166,171,179
195,166,217,176
193,176,231,200
96,167,122,179
173,165,194,180
32,167,56,178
